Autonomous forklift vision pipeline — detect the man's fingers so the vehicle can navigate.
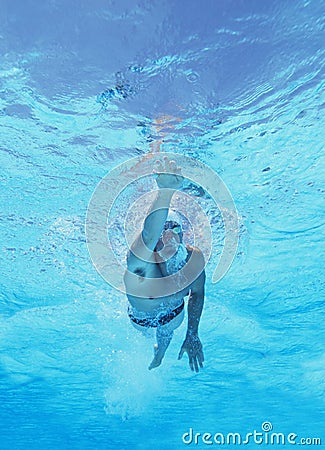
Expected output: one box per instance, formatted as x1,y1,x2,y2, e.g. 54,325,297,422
198,350,204,365
163,158,182,174
169,161,178,173
154,160,163,170
189,356,199,373
178,348,185,360
180,347,204,372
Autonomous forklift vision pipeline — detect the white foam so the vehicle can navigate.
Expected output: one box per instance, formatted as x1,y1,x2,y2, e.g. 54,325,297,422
103,324,164,421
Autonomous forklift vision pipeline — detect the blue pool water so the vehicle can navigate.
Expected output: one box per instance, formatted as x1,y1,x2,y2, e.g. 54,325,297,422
0,1,324,449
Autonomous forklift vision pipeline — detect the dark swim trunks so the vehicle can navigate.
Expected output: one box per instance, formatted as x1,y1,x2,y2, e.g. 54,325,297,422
128,301,185,328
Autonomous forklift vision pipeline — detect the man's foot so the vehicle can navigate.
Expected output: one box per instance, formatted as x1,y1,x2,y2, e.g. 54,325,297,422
148,344,164,370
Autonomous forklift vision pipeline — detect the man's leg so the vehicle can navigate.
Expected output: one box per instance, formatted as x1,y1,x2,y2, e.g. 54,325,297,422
148,327,173,370
148,309,184,370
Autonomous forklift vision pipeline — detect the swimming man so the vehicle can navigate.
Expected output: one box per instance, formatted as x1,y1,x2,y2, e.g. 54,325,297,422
124,157,206,372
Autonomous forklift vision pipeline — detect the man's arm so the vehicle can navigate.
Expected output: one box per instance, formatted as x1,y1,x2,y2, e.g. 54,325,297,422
178,251,205,372
187,270,205,335
130,189,173,254
127,158,183,273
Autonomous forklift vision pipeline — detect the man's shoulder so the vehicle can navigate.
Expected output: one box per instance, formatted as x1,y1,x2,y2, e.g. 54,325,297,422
185,245,206,287
185,246,206,294
185,245,205,264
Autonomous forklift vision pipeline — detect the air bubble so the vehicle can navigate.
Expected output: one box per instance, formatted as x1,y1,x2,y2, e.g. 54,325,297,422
186,71,199,83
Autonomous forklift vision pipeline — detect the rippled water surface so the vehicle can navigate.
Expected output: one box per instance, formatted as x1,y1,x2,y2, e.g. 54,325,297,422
0,1,324,449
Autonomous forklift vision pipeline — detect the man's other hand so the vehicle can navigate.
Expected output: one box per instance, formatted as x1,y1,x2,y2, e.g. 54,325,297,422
178,333,204,372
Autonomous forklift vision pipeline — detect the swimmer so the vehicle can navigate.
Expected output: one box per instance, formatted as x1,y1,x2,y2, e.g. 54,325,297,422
124,157,206,372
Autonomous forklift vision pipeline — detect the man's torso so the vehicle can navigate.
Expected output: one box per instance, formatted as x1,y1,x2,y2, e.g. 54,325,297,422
124,247,197,315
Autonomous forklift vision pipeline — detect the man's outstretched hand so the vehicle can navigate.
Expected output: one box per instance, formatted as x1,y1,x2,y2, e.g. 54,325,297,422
178,333,204,372
154,156,184,190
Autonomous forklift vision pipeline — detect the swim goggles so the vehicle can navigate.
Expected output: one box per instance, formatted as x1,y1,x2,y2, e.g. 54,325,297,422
163,220,182,234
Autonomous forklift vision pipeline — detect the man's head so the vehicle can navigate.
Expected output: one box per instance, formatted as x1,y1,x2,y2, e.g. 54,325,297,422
155,213,183,255
162,219,183,240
